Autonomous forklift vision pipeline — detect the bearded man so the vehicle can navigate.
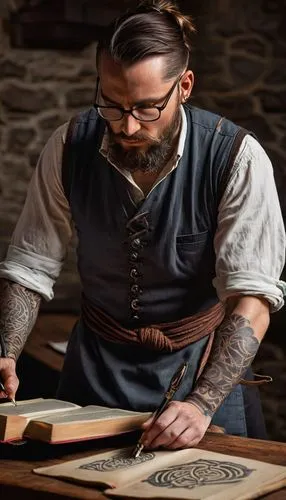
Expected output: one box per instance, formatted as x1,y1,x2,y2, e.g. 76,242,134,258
0,0,285,450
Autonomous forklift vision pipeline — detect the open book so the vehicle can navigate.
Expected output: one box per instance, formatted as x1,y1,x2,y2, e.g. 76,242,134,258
0,398,150,443
34,447,286,500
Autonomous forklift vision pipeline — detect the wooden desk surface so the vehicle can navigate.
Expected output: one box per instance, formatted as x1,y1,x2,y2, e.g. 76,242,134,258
1,433,286,500
24,313,78,372
18,314,286,498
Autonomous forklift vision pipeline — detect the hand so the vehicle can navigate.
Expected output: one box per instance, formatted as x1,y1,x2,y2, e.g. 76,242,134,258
140,400,212,450
0,357,18,401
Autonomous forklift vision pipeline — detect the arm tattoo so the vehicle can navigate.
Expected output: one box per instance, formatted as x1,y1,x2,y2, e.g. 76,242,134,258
185,313,259,417
0,279,41,360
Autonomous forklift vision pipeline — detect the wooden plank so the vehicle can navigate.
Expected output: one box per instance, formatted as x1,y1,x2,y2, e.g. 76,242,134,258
1,433,286,499
197,432,286,465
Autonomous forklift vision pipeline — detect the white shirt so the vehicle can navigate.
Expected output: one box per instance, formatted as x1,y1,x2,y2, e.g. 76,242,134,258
0,108,285,311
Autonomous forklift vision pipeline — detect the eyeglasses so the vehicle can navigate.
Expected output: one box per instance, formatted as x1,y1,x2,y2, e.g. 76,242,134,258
93,75,182,122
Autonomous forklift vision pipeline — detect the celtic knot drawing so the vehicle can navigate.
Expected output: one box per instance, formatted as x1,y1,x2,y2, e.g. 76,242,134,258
145,459,254,489
78,450,155,472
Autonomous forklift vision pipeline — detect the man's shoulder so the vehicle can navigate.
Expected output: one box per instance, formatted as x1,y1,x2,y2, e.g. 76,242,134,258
184,104,222,122
64,107,105,146
69,106,99,124
184,105,241,136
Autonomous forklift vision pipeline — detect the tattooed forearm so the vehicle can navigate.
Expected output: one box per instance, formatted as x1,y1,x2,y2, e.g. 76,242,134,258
186,313,259,417
0,279,41,360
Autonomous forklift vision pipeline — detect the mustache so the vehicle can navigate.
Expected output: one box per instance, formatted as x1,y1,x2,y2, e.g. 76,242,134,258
112,132,160,144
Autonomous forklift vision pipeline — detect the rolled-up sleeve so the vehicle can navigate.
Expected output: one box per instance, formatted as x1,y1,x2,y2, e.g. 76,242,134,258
0,123,72,301
213,134,286,312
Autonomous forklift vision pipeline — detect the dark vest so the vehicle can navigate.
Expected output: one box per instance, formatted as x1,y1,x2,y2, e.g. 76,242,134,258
62,105,248,328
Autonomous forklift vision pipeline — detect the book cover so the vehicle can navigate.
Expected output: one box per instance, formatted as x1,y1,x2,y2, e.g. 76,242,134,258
0,398,80,441
0,399,150,443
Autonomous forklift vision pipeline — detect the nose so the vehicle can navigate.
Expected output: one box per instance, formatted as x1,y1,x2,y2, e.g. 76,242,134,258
121,113,141,136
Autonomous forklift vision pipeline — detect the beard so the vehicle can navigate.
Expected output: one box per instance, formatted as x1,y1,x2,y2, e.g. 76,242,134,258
106,105,182,174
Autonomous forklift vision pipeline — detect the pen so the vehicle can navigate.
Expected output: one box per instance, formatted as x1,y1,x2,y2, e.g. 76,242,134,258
0,334,17,406
132,361,188,458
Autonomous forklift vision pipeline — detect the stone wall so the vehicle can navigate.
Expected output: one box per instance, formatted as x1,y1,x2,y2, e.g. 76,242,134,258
0,25,99,306
190,0,286,216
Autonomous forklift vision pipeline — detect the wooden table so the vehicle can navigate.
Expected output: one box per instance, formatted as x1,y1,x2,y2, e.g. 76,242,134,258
9,314,286,498
1,433,286,500
24,313,78,372
14,313,78,400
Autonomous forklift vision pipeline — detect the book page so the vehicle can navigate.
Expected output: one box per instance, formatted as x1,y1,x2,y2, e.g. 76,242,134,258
47,340,68,354
106,449,286,499
0,399,80,418
34,447,286,499
31,406,150,425
34,448,177,488
84,406,150,417
0,398,44,407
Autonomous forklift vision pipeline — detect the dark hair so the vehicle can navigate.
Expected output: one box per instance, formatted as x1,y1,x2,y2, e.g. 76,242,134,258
97,0,196,80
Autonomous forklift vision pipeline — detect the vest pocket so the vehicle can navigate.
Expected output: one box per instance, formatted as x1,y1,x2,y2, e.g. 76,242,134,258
176,230,209,247
176,231,210,273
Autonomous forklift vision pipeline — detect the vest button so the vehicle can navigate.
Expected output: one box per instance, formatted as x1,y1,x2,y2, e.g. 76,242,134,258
131,299,140,311
131,314,140,321
130,251,139,262
130,268,139,279
131,284,141,294
131,238,141,249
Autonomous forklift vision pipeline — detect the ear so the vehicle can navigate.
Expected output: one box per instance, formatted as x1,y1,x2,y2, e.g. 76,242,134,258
180,70,194,103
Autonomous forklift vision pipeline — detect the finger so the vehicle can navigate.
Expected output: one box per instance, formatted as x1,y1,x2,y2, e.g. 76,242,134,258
143,410,188,449
146,419,188,449
141,416,155,430
142,404,180,447
0,389,9,399
166,428,202,450
1,369,19,399
146,407,202,449
5,375,19,398
141,404,176,430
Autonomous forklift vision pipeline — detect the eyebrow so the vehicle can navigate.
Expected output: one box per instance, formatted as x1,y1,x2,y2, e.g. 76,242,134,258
100,90,166,107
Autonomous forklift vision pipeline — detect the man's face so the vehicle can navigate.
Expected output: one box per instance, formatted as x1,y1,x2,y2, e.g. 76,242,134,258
97,53,193,173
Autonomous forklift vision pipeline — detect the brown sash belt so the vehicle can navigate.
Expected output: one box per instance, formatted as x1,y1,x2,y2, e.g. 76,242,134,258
81,296,272,387
81,297,225,352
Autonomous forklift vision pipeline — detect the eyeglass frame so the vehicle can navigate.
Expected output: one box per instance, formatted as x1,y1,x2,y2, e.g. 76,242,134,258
93,74,183,122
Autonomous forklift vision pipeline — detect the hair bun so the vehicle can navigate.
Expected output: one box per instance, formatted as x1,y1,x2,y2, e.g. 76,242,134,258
137,0,196,52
